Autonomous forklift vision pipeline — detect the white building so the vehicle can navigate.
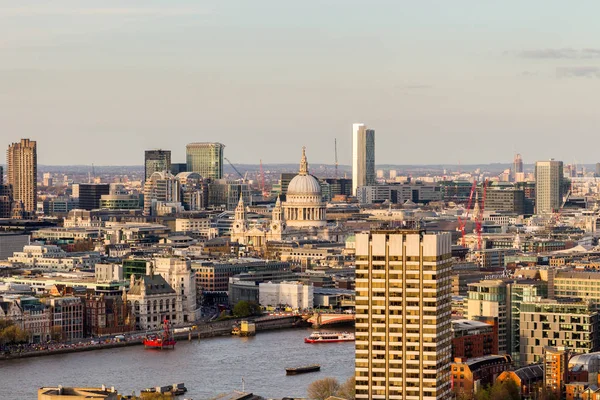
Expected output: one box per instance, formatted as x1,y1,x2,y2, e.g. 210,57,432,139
535,159,564,214
153,257,200,322
95,263,123,283
175,218,218,241
282,148,327,228
127,273,180,330
259,281,313,310
352,123,375,196
8,245,101,270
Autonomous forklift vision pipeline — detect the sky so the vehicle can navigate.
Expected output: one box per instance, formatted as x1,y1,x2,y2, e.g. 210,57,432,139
1,0,600,166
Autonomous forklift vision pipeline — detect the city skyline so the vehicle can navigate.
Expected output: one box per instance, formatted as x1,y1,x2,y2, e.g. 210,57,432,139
2,1,600,165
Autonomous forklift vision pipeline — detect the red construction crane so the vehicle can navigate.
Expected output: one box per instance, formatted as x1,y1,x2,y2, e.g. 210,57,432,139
457,180,477,247
476,179,489,250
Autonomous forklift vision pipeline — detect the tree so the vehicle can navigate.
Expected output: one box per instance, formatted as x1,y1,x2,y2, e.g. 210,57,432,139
51,326,62,341
248,301,262,316
0,323,29,345
475,386,490,400
308,377,340,400
336,376,355,400
502,379,520,400
233,301,251,318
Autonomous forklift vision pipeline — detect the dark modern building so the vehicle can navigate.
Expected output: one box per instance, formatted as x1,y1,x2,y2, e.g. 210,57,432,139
78,184,110,211
170,162,187,175
122,259,148,279
0,168,12,218
484,185,525,214
323,178,353,198
144,150,171,182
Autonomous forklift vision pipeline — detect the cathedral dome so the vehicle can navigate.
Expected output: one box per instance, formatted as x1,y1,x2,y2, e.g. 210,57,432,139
288,174,321,195
282,147,327,228
286,146,322,196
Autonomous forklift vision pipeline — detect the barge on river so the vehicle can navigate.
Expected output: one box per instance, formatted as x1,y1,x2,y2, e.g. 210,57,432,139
286,364,321,375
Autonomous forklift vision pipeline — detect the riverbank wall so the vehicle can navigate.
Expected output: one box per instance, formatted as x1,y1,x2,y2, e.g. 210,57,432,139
0,316,306,361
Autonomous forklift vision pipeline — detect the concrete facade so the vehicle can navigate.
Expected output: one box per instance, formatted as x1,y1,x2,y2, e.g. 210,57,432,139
355,231,453,400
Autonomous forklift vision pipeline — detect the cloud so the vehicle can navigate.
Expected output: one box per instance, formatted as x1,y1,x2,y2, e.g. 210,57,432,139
0,7,211,17
556,66,600,79
515,48,600,59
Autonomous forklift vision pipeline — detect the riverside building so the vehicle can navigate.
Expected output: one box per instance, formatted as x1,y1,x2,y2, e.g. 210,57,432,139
355,230,453,400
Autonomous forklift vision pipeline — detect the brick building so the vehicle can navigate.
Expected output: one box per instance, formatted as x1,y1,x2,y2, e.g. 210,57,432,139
84,293,133,337
452,318,498,359
451,354,513,398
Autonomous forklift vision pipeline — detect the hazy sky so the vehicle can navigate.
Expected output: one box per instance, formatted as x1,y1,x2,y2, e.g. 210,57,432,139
2,1,600,166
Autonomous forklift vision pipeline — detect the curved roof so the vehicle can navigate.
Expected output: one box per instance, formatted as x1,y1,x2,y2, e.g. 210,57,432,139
286,146,322,196
569,352,600,372
287,174,321,195
175,172,202,180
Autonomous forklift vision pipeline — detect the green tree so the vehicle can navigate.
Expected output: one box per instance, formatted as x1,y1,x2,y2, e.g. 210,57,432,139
336,376,355,399
248,301,262,316
233,301,252,318
502,379,520,400
474,386,490,400
308,377,340,400
0,323,29,345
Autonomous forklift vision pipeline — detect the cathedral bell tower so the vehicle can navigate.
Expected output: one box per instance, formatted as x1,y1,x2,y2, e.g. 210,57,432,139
232,193,248,236
270,195,286,238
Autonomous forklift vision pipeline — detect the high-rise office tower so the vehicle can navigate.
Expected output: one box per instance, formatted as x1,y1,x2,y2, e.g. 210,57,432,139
7,139,37,214
513,153,523,182
144,150,171,181
78,183,110,210
535,160,563,214
595,163,600,178
0,165,12,218
186,142,224,180
355,230,453,400
352,123,375,196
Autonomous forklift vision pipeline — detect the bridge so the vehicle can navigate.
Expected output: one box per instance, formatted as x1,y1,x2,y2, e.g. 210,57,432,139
306,313,355,328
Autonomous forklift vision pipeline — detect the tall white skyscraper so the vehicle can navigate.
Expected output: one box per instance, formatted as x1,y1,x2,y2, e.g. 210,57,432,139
535,159,563,214
352,123,375,196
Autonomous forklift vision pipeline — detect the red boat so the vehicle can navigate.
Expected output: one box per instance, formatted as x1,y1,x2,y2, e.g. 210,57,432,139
304,331,355,343
144,318,176,349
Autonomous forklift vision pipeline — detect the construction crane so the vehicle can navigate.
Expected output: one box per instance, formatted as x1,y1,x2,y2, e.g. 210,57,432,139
457,180,477,247
334,138,339,179
476,179,489,250
224,158,245,181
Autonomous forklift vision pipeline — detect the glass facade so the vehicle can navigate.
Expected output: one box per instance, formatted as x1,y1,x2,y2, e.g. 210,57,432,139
144,150,171,181
186,143,224,180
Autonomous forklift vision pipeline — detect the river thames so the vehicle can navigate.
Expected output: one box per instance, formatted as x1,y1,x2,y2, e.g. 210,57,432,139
0,327,355,399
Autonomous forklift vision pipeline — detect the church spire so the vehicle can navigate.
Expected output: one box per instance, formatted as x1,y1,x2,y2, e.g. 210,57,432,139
299,146,308,176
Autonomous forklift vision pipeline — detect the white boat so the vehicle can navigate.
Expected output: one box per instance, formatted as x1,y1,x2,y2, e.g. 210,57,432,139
304,331,355,343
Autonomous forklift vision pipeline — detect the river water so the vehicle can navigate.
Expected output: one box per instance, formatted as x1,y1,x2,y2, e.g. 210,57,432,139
0,327,355,399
